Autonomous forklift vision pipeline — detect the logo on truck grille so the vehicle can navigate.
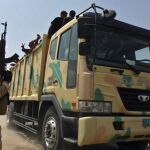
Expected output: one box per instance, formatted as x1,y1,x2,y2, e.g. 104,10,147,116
138,95,150,102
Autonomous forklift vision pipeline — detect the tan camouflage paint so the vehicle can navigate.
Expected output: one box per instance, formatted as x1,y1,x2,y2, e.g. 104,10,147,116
9,66,16,97
23,55,32,96
17,58,25,96
13,63,20,97
93,65,150,115
43,21,78,111
10,35,49,101
77,62,150,145
9,18,150,146
78,116,150,146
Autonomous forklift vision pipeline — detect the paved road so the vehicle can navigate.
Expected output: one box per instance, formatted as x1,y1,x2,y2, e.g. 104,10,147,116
0,115,42,150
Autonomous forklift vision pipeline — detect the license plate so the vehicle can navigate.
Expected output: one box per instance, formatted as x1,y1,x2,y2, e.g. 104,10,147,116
143,119,150,127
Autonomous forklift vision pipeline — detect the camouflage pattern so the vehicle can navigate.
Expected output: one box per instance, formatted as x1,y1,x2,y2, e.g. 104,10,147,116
43,22,78,112
93,65,150,115
9,19,150,146
44,59,77,111
10,35,50,100
78,116,150,146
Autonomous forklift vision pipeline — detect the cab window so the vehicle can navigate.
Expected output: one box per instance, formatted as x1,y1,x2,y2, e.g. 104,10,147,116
67,24,78,88
49,37,58,59
58,29,71,60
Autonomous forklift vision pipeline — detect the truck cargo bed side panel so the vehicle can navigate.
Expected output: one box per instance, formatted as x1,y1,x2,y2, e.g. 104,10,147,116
10,35,50,101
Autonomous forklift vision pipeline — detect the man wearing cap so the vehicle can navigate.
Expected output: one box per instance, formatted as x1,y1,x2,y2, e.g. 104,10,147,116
48,10,67,38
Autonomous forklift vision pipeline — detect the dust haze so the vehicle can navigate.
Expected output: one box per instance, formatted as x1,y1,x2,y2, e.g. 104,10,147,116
0,115,42,150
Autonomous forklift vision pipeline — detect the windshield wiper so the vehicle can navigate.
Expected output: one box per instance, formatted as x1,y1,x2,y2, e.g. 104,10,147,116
138,59,150,63
124,60,140,74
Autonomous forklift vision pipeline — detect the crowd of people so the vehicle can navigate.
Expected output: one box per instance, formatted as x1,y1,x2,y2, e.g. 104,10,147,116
22,10,76,55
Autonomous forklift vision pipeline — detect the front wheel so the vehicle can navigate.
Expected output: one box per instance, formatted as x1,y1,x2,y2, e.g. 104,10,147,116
118,140,148,150
42,107,62,150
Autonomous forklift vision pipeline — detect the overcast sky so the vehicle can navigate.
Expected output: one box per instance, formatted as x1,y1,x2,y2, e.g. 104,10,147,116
0,0,150,58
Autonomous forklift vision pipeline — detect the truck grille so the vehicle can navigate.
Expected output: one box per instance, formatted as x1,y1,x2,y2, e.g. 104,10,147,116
117,87,150,111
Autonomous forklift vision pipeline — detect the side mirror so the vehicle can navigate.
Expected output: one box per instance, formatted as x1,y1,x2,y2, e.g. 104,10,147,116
78,17,94,39
79,42,90,56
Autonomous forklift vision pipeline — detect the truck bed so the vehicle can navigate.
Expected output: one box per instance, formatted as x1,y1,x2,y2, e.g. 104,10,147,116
9,35,50,101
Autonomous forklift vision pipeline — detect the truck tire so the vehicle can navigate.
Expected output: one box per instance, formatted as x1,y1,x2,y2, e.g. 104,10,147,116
118,140,148,150
6,102,14,128
42,107,62,150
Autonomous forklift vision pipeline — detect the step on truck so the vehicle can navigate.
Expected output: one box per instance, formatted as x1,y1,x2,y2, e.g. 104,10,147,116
7,4,150,150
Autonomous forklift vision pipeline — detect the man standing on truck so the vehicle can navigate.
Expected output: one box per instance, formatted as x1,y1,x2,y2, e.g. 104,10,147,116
48,10,67,38
63,10,76,25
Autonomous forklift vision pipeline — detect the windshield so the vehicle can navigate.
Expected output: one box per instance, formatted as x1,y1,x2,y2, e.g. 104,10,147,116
87,28,150,72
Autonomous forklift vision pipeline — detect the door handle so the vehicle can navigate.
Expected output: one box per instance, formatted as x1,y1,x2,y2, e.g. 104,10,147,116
53,80,58,85
110,68,124,75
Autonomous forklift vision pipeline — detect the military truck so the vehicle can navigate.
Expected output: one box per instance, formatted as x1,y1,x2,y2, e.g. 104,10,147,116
7,4,150,150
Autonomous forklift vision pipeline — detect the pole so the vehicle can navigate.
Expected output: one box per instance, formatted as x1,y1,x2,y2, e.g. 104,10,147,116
0,22,7,77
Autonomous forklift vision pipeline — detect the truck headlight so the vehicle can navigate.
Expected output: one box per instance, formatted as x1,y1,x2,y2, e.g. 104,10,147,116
79,100,112,113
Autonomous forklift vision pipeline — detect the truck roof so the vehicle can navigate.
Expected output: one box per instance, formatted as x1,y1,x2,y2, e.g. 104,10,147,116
78,12,150,41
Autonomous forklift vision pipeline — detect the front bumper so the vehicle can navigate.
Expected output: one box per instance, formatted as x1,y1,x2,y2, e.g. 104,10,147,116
78,116,150,146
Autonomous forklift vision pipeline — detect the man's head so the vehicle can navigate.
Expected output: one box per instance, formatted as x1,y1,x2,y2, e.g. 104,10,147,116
69,10,76,18
60,10,67,19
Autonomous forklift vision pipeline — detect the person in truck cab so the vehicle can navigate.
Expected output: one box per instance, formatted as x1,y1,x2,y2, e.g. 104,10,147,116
48,10,67,38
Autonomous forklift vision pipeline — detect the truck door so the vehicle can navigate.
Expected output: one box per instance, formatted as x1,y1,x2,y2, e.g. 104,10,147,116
44,24,78,111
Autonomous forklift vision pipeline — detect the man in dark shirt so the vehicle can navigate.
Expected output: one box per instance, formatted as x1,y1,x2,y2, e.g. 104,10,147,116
48,10,67,38
63,10,76,25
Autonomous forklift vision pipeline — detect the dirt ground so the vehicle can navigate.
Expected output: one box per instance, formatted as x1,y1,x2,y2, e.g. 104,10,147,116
0,115,150,150
0,115,43,150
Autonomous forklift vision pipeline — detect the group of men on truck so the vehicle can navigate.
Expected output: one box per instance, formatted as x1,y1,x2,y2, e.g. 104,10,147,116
48,10,76,38
21,10,76,55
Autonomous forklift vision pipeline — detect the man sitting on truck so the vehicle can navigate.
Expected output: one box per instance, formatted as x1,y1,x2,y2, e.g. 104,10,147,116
28,34,41,50
48,10,67,38
21,34,41,54
63,10,76,25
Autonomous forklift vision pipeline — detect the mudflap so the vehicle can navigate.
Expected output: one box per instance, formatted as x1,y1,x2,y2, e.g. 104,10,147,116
63,142,120,150
63,141,79,150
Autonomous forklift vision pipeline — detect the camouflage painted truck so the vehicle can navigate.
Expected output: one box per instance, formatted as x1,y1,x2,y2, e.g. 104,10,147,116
7,4,150,150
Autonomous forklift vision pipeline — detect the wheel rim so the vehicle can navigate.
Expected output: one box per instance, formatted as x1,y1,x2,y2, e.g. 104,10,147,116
44,117,57,149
